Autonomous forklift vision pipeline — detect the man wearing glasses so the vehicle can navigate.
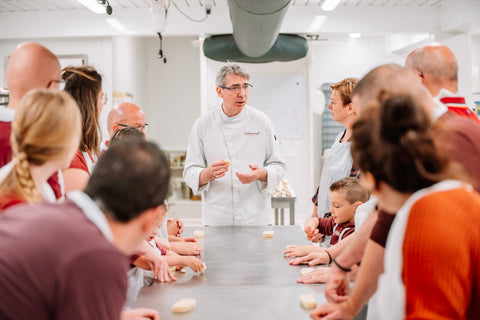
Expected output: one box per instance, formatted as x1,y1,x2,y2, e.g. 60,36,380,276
103,102,149,152
0,42,64,199
184,64,286,226
107,102,149,138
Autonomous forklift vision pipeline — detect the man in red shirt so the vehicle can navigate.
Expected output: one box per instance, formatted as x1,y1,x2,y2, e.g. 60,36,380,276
406,44,480,123
1,42,63,198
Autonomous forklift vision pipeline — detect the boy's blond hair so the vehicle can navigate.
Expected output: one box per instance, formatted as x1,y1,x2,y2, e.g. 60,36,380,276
329,177,369,204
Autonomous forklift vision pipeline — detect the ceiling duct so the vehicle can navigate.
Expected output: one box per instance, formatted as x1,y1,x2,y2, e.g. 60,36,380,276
203,34,307,63
227,0,291,58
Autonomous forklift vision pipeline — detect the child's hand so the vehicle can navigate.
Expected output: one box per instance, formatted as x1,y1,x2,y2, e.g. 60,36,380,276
304,217,320,237
182,256,204,273
182,237,198,243
167,218,184,237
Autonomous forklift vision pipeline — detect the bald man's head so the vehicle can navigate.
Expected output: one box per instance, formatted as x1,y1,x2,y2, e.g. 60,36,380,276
352,64,435,117
107,102,147,137
6,42,61,110
405,44,458,96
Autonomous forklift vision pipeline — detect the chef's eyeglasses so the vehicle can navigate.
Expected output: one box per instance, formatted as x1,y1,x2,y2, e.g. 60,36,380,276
118,123,149,132
219,84,253,93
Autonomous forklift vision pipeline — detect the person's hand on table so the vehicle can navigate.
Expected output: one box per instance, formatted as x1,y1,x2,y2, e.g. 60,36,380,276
324,262,350,303
296,266,330,284
290,252,330,266
182,236,198,242
181,256,205,272
284,245,323,258
121,308,159,320
143,247,176,282
310,301,357,320
170,241,202,255
236,165,267,184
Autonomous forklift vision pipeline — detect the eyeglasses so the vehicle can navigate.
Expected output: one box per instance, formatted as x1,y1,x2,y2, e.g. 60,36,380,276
118,123,149,132
219,84,253,93
47,79,66,90
102,93,108,105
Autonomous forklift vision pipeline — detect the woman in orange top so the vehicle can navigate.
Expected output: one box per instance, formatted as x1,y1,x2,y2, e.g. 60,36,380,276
347,95,480,319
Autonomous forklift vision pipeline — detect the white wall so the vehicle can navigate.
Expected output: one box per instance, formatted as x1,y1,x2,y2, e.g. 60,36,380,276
0,37,114,140
473,35,480,107
145,36,201,149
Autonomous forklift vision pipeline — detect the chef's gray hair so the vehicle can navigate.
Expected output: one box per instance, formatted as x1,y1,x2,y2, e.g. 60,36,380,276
216,64,250,87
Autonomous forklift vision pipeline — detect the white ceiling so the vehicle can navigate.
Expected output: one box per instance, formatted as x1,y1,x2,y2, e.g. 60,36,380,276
0,0,477,40
0,0,452,12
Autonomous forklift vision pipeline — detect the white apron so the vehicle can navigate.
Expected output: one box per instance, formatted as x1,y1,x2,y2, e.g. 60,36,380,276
317,130,353,216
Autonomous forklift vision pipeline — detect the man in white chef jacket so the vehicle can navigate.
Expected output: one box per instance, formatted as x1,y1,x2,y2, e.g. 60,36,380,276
183,64,286,226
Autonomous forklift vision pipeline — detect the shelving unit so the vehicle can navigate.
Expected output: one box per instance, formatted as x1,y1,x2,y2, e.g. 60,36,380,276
165,149,202,225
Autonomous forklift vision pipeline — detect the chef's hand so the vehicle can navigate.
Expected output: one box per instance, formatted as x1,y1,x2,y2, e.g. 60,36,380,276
236,165,267,184
121,308,159,320
199,159,230,186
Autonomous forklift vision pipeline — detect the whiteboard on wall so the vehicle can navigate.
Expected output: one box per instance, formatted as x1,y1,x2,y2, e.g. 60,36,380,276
247,73,304,138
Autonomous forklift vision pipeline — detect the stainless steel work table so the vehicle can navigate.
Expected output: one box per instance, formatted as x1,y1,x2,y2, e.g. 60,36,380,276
134,226,327,319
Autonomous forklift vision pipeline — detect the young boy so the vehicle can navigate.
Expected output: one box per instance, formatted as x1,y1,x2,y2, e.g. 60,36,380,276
285,177,369,260
305,177,368,245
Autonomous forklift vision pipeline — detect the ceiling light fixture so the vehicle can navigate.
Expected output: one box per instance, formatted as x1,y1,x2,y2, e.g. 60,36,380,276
321,0,343,12
349,33,362,39
74,0,106,14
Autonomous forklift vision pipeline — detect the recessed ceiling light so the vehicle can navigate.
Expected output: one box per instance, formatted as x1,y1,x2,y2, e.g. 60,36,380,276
321,0,343,12
74,0,106,14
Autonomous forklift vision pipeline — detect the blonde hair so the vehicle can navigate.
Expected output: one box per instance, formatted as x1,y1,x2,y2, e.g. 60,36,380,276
0,89,81,203
330,77,359,106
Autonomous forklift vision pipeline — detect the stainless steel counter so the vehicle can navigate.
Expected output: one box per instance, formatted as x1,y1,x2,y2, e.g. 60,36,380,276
134,226,328,319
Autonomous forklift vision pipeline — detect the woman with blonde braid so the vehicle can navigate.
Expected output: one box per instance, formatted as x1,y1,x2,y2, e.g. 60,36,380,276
61,66,106,192
0,89,81,210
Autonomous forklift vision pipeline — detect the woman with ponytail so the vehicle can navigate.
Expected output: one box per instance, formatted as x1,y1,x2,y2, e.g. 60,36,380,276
351,95,480,319
61,65,106,192
0,89,81,210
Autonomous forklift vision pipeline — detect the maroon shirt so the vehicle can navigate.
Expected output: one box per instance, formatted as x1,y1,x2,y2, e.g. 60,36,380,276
317,217,355,245
0,121,62,199
0,200,128,320
0,121,13,167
